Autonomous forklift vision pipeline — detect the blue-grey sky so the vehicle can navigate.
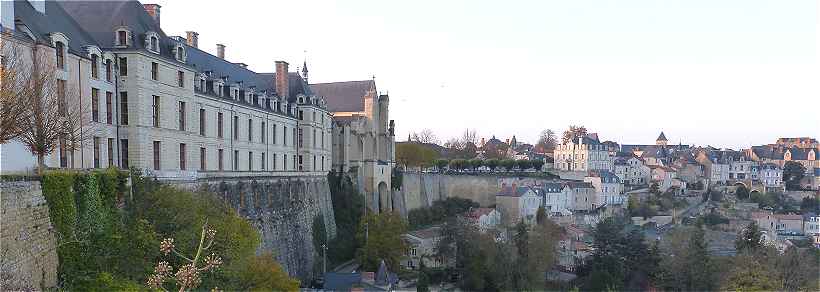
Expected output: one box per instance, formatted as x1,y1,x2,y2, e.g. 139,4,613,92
154,0,819,149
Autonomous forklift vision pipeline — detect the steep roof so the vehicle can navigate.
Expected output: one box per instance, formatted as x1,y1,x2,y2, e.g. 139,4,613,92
498,186,534,197
13,0,100,54
657,132,668,142
407,226,441,240
309,80,375,112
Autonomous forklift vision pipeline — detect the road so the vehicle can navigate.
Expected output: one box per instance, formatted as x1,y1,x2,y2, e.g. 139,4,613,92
332,259,360,273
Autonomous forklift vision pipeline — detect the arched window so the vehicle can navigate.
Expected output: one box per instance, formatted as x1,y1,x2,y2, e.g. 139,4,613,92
150,36,158,52
55,41,65,69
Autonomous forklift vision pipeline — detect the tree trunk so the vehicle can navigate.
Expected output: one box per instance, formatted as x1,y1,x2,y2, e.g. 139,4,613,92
37,154,45,175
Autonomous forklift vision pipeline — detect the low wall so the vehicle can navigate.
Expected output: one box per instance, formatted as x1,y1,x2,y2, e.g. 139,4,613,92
0,180,58,290
171,174,336,281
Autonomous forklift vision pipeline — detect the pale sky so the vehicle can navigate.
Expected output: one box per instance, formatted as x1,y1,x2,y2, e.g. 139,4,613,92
153,0,819,149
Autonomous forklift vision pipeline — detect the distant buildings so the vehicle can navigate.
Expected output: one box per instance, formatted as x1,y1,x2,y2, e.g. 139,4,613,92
402,226,445,270
553,134,614,172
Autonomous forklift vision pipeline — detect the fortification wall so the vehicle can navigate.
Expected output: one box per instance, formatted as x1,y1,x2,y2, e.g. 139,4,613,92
172,174,336,281
0,180,58,291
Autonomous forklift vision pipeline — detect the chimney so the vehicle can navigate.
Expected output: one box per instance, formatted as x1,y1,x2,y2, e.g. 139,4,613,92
216,44,225,59
143,4,161,26
275,61,289,98
185,31,199,48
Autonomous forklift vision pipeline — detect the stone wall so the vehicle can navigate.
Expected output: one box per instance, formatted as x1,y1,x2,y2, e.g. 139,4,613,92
396,173,503,212
172,174,336,281
0,180,58,291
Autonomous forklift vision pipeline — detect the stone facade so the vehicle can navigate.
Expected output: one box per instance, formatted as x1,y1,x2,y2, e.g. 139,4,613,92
553,135,614,172
173,174,336,281
0,180,58,291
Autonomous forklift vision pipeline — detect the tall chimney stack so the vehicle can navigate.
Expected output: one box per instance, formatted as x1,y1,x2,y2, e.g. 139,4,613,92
143,4,161,26
216,44,225,59
185,31,199,48
275,61,289,99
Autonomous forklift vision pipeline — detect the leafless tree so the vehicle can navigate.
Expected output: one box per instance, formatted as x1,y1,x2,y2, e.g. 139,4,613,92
561,125,588,144
0,34,30,143
536,129,557,152
411,128,439,145
14,45,90,174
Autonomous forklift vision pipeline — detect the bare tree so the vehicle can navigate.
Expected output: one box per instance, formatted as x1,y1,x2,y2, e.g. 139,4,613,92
536,129,557,152
411,128,439,145
14,45,90,173
561,125,588,144
0,34,30,143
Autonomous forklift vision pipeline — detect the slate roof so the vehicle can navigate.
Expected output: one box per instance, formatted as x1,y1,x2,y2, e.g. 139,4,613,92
13,0,100,54
324,273,362,291
309,80,375,112
563,181,594,189
542,182,563,193
407,226,441,240
657,132,668,142
498,186,534,197
587,170,620,183
59,1,312,102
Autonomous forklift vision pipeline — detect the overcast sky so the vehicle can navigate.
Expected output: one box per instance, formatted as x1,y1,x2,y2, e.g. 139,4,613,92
153,0,819,149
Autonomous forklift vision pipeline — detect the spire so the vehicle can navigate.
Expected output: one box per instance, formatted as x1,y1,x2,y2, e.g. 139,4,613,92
301,50,309,82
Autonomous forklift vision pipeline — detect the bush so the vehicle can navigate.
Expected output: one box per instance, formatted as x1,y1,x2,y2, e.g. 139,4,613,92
408,197,479,229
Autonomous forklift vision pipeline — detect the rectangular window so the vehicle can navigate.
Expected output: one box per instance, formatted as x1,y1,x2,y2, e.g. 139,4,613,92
273,153,278,170
151,62,158,80
313,129,316,148
107,138,114,167
298,128,303,148
120,92,128,125
153,141,161,170
234,150,239,170
217,112,224,138
121,139,129,168
59,138,67,168
248,152,253,170
283,154,287,170
93,137,100,168
233,116,239,139
178,101,186,131
321,156,324,171
298,110,303,120
57,80,66,116
293,128,297,148
177,70,184,87
105,60,112,82
179,143,187,170
218,149,224,171
273,124,277,144
298,155,303,171
152,95,160,127
200,147,206,170
261,152,266,170
261,122,266,143
91,54,99,79
248,119,253,142
119,57,127,76
91,89,99,122
283,126,287,146
105,92,113,124
118,31,127,46
199,109,206,136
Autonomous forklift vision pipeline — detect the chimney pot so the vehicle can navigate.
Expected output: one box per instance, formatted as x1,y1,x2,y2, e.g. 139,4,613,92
185,31,198,48
216,44,225,59
275,61,289,98
143,4,161,27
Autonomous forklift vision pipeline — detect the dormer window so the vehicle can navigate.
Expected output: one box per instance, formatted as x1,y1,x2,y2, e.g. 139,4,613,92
151,37,158,52
55,41,65,69
115,28,130,47
175,46,185,62
90,54,99,79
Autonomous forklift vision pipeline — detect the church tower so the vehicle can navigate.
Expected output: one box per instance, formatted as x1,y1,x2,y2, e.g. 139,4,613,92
656,132,668,146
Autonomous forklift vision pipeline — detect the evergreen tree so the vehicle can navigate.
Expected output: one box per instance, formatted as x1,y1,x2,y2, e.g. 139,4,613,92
735,222,763,252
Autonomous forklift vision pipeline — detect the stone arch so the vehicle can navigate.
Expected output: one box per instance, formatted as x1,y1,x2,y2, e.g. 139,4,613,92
378,181,390,213
733,181,748,189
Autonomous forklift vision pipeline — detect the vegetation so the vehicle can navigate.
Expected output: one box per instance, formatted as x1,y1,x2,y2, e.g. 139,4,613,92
629,188,687,218
407,197,479,229
562,125,588,144
356,211,408,272
783,161,806,190
396,142,440,169
657,227,719,291
437,217,561,291
327,172,365,265
576,216,660,291
734,184,750,200
535,129,557,153
38,169,298,291
800,196,819,213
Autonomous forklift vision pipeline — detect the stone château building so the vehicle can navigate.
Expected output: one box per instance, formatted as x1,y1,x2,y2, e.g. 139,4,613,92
553,133,614,172
1,0,394,195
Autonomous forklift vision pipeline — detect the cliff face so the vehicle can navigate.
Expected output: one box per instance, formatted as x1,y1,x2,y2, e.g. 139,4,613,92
395,173,501,212
178,174,336,281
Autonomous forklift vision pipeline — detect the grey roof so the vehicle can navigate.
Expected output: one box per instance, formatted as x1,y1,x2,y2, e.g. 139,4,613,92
541,182,563,193
13,0,100,54
310,80,375,112
324,272,362,291
498,186,534,197
588,170,620,183
657,132,668,141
